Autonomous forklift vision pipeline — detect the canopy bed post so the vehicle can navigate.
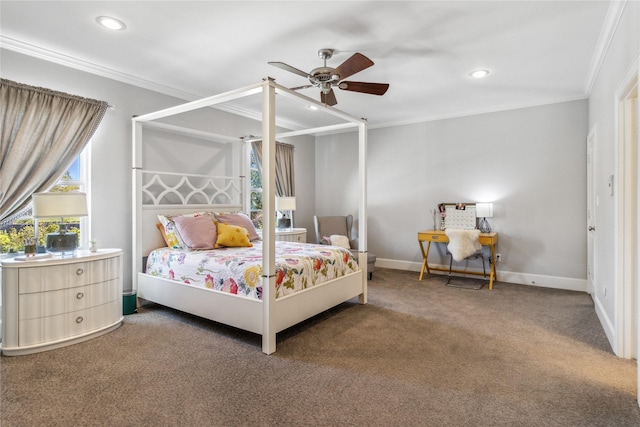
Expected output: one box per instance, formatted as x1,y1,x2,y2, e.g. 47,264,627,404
132,120,143,294
261,78,277,355
358,120,368,304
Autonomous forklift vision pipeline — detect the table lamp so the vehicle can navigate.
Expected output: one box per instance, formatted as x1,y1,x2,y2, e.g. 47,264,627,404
476,202,493,233
32,192,88,256
275,196,296,229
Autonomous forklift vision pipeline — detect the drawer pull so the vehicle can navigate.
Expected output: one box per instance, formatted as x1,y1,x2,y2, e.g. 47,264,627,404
76,292,84,299
432,236,439,240
76,268,84,276
76,316,84,324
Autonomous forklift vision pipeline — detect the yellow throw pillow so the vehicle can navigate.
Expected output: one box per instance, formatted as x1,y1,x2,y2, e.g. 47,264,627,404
214,222,253,248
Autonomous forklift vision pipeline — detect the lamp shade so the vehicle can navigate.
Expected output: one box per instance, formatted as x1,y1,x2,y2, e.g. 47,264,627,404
475,202,493,218
276,196,296,211
32,192,88,218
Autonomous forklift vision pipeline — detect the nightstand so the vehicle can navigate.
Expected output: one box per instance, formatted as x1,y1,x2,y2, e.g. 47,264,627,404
257,228,307,243
275,228,307,242
1,249,123,356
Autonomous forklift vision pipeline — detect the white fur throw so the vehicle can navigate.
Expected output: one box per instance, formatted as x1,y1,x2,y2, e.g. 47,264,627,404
445,229,482,262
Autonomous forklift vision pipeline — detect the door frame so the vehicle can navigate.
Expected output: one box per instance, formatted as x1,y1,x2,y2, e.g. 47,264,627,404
614,61,638,359
612,57,638,406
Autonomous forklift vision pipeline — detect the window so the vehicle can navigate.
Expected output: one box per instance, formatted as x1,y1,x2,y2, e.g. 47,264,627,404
246,141,295,230
249,147,263,229
0,148,89,254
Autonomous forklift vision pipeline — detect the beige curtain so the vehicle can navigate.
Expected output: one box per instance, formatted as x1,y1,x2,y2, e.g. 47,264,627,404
0,79,109,225
250,140,296,197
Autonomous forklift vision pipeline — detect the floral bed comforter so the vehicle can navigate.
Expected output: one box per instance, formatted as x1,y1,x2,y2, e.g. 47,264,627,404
145,241,360,300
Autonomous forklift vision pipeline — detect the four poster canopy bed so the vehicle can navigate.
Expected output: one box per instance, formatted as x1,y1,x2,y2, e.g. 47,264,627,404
132,78,369,354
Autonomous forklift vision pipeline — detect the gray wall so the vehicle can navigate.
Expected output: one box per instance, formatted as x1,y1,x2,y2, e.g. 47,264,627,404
316,100,589,288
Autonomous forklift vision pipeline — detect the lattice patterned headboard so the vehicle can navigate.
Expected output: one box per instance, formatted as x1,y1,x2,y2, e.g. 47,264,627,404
138,170,244,255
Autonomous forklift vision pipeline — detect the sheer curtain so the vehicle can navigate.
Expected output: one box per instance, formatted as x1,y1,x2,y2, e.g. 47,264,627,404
250,140,296,197
0,79,109,225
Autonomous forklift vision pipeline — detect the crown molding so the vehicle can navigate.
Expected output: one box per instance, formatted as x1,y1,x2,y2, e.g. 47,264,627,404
1,36,199,100
0,35,304,131
583,0,627,96
370,94,589,131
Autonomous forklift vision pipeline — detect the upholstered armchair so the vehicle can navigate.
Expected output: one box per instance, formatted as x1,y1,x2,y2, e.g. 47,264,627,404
313,215,376,280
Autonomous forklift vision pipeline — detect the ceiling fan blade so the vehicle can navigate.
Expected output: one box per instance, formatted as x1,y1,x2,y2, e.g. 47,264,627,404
268,61,308,78
338,81,389,96
289,84,314,91
332,53,374,80
321,89,338,106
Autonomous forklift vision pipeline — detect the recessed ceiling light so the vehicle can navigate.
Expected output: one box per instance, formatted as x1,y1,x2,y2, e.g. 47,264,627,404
307,105,318,111
96,16,126,31
469,69,490,79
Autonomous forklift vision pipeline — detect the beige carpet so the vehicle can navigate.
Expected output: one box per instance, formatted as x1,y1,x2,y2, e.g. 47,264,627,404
2,268,639,426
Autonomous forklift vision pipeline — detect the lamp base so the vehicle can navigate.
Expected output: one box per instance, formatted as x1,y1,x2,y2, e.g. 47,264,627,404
478,218,492,233
46,233,78,256
277,218,291,229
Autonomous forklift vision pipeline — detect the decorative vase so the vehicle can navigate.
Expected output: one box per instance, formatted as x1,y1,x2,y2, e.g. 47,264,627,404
90,242,98,252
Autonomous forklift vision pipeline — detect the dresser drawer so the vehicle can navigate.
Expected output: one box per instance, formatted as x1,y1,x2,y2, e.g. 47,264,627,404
18,299,120,347
277,233,306,242
18,256,121,293
418,232,447,242
18,278,120,320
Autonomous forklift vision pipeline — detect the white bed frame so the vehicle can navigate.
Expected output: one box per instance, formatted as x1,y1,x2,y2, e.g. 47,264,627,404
132,78,369,354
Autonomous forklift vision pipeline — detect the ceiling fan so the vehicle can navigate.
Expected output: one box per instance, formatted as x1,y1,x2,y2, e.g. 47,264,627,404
268,48,389,106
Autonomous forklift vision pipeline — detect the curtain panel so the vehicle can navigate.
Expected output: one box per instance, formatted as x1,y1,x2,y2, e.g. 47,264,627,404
250,140,296,197
0,79,109,225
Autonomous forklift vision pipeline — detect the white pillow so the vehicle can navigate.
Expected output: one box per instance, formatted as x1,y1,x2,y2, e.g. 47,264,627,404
330,234,351,249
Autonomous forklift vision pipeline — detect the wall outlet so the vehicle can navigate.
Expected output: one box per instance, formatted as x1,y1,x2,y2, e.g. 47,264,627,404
496,253,502,262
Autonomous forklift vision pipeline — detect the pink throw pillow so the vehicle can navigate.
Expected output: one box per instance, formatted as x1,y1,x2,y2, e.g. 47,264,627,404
172,214,217,250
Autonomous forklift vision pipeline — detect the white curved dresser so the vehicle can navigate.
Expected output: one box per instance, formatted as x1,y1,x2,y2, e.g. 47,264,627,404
1,249,123,356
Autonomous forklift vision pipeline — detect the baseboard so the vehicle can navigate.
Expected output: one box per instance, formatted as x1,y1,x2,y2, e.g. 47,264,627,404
376,258,588,292
593,293,617,355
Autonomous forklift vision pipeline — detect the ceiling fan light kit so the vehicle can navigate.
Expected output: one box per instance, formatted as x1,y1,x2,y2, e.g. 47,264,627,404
269,48,389,106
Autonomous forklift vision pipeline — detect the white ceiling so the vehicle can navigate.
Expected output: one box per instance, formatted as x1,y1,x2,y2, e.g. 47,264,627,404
0,1,614,129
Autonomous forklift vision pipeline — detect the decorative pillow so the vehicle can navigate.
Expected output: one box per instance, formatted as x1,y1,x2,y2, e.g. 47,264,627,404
157,215,183,249
172,214,217,250
330,234,351,249
214,212,260,241
214,222,253,248
157,212,210,250
156,223,171,247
